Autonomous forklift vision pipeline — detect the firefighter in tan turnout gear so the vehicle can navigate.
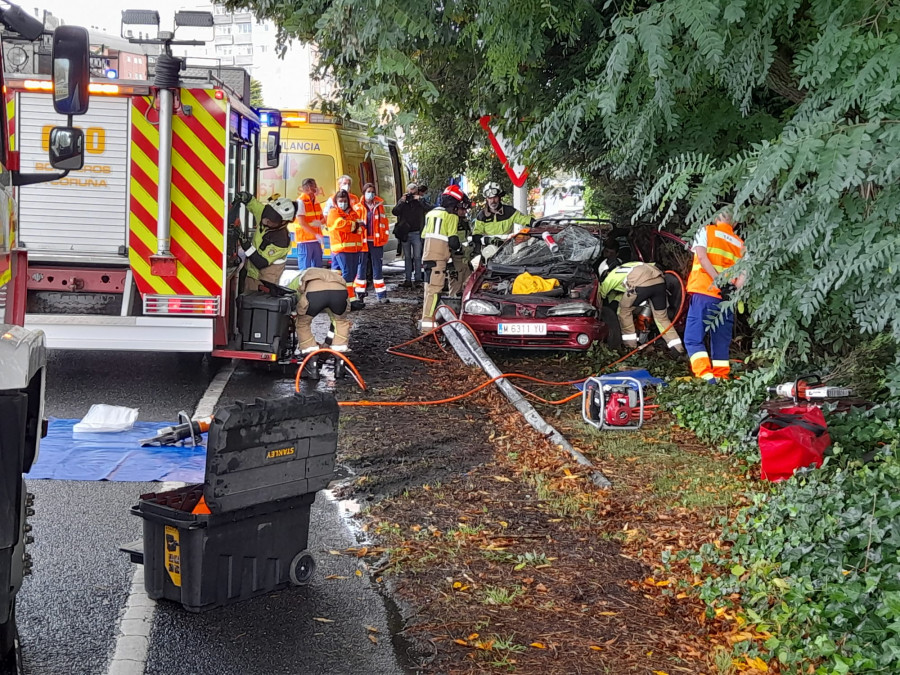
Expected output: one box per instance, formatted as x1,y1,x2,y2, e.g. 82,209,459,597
419,185,471,331
598,261,685,355
289,267,352,379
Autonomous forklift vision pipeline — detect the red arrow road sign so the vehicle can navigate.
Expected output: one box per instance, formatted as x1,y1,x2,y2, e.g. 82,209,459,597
479,115,530,188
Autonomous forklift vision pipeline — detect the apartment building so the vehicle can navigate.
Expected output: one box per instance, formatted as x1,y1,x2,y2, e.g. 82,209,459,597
174,3,331,109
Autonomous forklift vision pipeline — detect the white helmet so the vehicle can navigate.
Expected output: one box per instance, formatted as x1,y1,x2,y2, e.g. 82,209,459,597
269,197,297,222
483,182,504,199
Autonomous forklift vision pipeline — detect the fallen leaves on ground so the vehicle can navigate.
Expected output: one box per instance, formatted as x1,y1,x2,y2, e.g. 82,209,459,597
334,302,753,673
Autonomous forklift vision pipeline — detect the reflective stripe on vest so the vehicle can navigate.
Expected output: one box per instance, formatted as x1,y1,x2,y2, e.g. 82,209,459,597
363,201,390,247
423,209,458,239
297,194,324,243
598,261,641,299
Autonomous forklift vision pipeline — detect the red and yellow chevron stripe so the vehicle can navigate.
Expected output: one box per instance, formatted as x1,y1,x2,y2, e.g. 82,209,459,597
6,92,16,153
0,256,10,290
129,89,226,296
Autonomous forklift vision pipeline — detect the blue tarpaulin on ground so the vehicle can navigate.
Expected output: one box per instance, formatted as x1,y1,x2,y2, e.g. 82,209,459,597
572,369,666,391
25,418,207,483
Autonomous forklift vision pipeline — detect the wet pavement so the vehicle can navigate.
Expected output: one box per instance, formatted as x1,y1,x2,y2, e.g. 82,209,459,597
15,270,411,675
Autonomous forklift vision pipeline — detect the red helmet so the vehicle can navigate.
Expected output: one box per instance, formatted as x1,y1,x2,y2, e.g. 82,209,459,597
441,185,471,209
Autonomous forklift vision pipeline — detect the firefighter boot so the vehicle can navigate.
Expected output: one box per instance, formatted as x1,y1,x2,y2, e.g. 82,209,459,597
300,355,320,380
333,356,348,379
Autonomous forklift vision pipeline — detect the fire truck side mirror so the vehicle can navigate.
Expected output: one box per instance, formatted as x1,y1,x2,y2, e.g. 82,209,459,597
51,25,91,116
48,127,85,171
265,130,281,168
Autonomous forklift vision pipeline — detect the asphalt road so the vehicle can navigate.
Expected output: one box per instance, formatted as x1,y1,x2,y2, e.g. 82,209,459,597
16,348,407,675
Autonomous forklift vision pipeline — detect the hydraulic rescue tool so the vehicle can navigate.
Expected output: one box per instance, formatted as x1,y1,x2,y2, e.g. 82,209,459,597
767,375,852,403
140,413,212,447
582,375,646,431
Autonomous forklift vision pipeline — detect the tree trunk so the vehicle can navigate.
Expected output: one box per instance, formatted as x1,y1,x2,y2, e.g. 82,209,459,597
766,46,805,104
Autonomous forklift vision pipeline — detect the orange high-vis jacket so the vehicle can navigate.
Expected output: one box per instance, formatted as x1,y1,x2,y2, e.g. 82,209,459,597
324,191,359,238
686,221,745,298
327,206,365,254
296,192,325,243
360,197,390,247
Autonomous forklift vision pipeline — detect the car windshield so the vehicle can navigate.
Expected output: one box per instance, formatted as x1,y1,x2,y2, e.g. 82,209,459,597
490,225,601,267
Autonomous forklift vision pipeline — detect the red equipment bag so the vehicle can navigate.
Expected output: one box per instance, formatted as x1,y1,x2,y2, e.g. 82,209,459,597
756,405,830,482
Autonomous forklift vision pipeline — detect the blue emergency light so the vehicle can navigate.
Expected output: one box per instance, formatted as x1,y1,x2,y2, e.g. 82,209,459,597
105,69,118,79
258,109,281,127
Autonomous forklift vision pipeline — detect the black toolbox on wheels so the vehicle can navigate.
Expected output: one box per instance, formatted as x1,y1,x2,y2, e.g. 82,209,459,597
237,292,295,353
127,393,339,612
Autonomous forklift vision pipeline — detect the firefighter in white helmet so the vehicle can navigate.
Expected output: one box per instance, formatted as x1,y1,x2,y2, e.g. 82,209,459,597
234,191,297,292
472,182,532,247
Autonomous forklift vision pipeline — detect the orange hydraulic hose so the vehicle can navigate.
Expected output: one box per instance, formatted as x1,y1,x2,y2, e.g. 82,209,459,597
295,272,688,410
514,386,583,406
386,317,482,364
336,372,589,408
294,348,368,392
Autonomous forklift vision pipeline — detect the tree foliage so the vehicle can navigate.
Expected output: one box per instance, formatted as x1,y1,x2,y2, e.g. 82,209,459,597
250,78,264,108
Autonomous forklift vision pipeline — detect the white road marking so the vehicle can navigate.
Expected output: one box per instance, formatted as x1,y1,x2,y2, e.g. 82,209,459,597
105,360,236,675
192,360,237,420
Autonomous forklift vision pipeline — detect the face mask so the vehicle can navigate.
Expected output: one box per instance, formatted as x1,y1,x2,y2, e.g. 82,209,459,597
365,192,375,201
340,184,350,192
338,201,349,210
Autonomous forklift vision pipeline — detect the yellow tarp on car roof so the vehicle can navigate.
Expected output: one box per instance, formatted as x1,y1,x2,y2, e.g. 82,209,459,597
512,272,560,294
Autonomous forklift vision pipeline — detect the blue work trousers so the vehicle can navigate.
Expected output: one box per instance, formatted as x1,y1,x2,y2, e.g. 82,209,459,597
683,293,734,380
356,245,386,298
332,252,360,292
296,241,323,270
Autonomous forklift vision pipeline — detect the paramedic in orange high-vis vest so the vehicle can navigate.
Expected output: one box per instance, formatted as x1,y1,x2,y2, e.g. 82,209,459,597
326,189,366,311
354,182,391,303
684,209,746,382
296,177,325,270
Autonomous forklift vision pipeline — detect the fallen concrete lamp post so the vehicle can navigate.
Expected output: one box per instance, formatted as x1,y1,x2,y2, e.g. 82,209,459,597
435,306,611,489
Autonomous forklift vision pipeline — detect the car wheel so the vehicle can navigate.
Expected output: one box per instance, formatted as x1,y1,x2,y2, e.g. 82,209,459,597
600,306,622,349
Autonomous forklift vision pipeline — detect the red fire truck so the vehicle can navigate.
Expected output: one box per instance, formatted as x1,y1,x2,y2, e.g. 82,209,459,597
0,61,297,362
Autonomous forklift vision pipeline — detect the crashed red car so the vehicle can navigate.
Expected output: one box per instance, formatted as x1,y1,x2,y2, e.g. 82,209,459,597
459,218,614,350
